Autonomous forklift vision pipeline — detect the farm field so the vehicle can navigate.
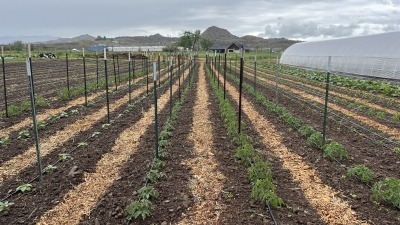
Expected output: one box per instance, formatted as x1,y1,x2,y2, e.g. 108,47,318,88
0,54,399,225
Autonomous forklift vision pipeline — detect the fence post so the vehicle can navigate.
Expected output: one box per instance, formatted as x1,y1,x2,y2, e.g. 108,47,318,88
275,56,280,103
169,56,173,119
178,54,181,100
322,56,331,145
66,52,70,98
158,54,161,87
224,50,227,99
25,44,42,180
128,52,132,104
238,47,244,134
104,49,110,123
117,54,120,83
1,46,8,117
96,52,99,88
83,48,87,106
153,62,159,159
218,53,220,89
112,53,117,91
254,55,257,93
146,57,149,95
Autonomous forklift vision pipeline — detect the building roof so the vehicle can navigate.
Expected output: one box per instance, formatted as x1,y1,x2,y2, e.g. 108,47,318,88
210,43,250,50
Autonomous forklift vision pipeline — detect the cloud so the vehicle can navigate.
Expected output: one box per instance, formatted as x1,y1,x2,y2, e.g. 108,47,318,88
1,0,400,41
263,21,360,39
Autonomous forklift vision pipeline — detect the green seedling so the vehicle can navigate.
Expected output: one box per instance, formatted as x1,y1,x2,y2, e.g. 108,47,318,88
298,125,316,138
16,183,32,193
307,132,324,149
102,123,111,129
18,130,30,139
158,140,170,148
145,169,166,183
44,165,57,173
91,131,101,138
37,121,47,130
0,201,14,212
150,159,166,170
372,177,400,208
392,147,400,154
0,136,11,147
126,199,152,221
137,186,159,200
77,142,88,148
346,164,375,184
323,142,349,161
70,109,79,114
58,153,72,161
58,112,69,119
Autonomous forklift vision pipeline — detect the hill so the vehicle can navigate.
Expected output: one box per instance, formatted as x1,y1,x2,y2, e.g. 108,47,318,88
201,26,299,50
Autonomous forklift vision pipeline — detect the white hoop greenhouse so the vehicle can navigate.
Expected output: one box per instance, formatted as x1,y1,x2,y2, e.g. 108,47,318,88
280,32,400,80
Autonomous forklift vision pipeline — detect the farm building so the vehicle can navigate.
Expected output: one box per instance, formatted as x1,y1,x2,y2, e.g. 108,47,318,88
209,43,250,53
280,31,400,80
106,46,165,52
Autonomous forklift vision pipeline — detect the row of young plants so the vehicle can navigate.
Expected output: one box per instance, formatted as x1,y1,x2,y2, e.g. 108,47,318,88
0,72,147,150
206,64,284,212
0,58,161,118
224,68,400,209
0,61,185,213
240,67,400,153
125,61,197,222
0,62,179,152
259,62,400,107
245,66,400,124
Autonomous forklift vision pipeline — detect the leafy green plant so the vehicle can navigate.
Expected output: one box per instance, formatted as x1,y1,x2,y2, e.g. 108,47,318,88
372,177,400,208
158,150,169,160
58,112,68,119
91,131,101,138
0,201,14,212
346,164,375,184
392,113,400,122
16,183,32,193
102,123,111,129
158,140,170,148
126,199,152,221
18,130,30,139
77,142,88,148
251,178,284,208
298,125,316,138
137,186,159,200
247,158,272,182
235,142,255,167
323,141,349,161
0,136,11,147
44,165,57,173
145,169,166,183
159,130,173,140
307,132,324,149
392,147,400,154
37,121,47,130
150,159,166,170
58,153,72,161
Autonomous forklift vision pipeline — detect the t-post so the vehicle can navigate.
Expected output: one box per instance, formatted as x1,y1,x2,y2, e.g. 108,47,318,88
238,46,244,134
26,44,42,180
322,56,332,145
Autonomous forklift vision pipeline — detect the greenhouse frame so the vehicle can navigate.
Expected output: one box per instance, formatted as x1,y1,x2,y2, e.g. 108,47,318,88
280,31,400,81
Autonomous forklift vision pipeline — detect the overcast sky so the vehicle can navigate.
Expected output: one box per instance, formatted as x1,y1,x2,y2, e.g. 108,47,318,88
2,0,400,41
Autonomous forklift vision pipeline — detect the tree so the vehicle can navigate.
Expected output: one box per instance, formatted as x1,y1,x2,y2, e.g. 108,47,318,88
200,38,213,50
177,30,201,50
12,40,23,52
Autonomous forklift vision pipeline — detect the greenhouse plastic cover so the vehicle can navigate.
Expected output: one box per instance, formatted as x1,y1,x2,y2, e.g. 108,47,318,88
280,31,400,80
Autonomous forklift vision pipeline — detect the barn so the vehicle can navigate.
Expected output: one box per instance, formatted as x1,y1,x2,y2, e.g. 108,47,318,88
209,43,250,53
